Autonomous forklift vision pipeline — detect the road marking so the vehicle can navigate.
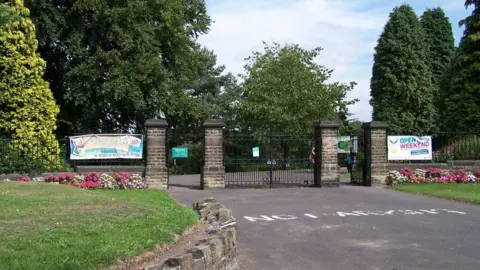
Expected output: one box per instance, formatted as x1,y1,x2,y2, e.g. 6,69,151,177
419,209,439,214
272,214,297,220
384,210,395,215
243,209,467,222
440,209,466,215
244,215,275,222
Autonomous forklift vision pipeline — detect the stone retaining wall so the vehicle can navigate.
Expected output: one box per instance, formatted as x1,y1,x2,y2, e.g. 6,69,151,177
141,198,239,270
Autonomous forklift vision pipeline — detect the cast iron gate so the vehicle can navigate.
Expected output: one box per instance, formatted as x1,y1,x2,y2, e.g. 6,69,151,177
350,130,368,186
224,133,314,188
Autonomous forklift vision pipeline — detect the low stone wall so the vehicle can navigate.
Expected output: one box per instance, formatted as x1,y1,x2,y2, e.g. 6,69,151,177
141,198,238,270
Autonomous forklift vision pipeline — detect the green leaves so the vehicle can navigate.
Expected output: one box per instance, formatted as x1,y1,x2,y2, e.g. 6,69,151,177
26,0,216,135
439,1,480,132
370,4,436,135
238,42,357,136
0,0,60,170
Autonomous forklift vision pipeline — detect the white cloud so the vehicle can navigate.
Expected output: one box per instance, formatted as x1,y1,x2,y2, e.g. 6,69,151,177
199,0,470,121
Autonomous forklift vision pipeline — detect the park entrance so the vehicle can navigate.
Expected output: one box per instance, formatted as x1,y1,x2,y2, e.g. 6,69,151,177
349,130,368,186
223,133,314,188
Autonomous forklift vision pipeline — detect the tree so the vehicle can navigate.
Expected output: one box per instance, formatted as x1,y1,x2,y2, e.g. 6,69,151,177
370,4,436,135
0,4,17,25
439,0,480,132
420,8,455,94
0,0,60,169
239,42,357,136
25,0,217,135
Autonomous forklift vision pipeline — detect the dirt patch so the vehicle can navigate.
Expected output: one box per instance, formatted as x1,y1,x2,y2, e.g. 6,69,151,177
107,222,209,270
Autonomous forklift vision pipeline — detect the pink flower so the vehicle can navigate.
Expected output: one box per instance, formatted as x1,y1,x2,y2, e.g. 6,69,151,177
17,175,31,182
85,172,101,182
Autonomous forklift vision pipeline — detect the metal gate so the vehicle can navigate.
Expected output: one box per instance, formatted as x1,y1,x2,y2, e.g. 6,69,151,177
350,130,368,186
224,133,314,188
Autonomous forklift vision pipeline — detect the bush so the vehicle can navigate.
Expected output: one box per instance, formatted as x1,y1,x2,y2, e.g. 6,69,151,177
386,167,478,185
3,172,148,190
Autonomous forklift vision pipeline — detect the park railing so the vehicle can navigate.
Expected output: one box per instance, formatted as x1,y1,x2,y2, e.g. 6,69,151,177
0,135,147,175
386,132,480,164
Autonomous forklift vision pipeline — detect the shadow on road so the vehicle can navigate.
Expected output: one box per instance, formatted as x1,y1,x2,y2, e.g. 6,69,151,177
168,174,202,190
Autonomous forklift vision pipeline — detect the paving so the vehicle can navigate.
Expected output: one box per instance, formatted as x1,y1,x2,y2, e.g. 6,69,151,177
168,175,480,270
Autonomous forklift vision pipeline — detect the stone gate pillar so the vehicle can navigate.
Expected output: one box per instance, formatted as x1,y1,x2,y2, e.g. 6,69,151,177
202,119,225,188
362,121,388,186
314,120,340,187
145,119,168,189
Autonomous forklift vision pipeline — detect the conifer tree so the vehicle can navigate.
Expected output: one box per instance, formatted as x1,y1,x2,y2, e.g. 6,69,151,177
440,0,480,132
0,0,60,169
370,4,435,134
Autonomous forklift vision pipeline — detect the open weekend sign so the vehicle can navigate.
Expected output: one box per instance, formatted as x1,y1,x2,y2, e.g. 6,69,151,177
387,136,432,161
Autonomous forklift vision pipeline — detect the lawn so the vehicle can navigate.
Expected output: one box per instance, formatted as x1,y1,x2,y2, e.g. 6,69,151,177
393,183,480,204
0,182,198,270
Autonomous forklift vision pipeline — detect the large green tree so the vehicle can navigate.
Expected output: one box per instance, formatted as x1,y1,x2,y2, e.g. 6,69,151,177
25,0,222,136
370,4,436,134
439,0,480,132
239,42,357,136
0,0,60,169
420,8,455,93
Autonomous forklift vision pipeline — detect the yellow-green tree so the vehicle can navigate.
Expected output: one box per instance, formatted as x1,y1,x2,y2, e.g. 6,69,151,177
0,0,60,170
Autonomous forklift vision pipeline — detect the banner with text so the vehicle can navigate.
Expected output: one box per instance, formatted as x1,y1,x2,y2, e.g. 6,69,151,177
69,134,143,160
387,136,432,160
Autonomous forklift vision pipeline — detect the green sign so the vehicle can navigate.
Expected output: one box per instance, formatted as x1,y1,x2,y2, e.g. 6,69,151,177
172,147,188,158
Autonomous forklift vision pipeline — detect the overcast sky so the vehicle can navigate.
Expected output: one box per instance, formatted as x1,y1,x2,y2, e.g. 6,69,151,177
198,0,472,121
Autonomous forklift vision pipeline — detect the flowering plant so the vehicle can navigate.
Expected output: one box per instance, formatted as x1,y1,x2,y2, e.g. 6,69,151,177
386,167,479,185
85,172,101,182
9,172,148,190
44,174,59,183
17,175,31,182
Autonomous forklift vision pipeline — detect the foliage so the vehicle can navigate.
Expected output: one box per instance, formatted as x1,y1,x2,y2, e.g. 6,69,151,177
239,42,357,136
25,0,225,137
0,4,17,25
420,8,455,90
4,172,148,189
0,182,198,269
370,4,436,134
167,143,203,175
0,0,60,169
439,0,480,133
386,168,478,186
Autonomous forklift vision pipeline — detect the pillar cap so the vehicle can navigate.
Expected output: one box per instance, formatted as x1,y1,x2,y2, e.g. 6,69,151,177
203,119,225,128
314,120,340,129
145,119,168,128
362,121,388,129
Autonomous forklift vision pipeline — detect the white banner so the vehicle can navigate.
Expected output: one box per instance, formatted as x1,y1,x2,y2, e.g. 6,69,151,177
387,136,432,160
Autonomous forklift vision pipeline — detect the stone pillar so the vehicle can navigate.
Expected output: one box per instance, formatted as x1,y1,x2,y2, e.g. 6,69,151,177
362,121,388,186
314,120,340,187
202,120,225,189
145,119,168,189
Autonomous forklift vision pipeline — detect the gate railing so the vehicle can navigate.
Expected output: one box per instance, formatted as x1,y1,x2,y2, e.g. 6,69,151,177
223,133,314,188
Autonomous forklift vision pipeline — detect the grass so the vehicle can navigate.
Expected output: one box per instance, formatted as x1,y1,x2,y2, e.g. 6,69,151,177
393,183,480,204
0,182,198,270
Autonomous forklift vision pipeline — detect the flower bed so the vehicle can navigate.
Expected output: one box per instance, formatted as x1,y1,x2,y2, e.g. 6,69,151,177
1,172,148,189
386,167,479,186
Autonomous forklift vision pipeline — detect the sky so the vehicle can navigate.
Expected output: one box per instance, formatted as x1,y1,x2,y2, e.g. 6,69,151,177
198,0,473,122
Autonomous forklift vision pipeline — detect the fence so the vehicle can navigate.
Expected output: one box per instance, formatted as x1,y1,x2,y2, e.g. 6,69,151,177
0,135,146,175
387,132,480,164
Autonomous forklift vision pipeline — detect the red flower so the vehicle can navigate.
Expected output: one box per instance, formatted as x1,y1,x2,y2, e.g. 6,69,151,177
16,175,31,182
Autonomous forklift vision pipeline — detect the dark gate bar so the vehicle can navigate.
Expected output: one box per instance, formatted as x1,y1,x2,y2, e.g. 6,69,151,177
223,133,314,188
